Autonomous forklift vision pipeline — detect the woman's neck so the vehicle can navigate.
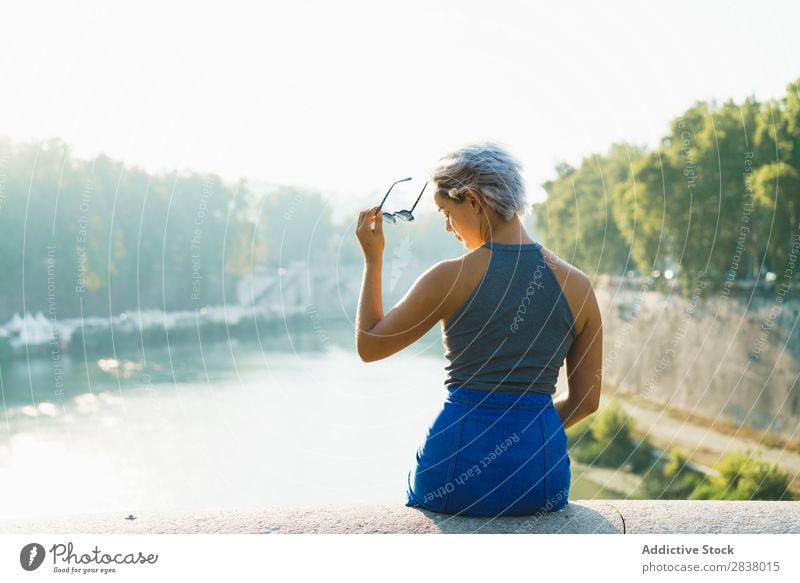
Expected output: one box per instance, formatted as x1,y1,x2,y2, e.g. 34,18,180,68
482,215,535,245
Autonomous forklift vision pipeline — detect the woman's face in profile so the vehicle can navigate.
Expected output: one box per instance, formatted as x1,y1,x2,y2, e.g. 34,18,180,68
434,190,484,250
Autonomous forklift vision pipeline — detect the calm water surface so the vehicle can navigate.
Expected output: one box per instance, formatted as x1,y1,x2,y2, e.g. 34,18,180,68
0,333,619,519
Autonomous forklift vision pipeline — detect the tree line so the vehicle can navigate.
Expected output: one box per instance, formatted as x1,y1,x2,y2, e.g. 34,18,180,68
3,77,797,319
533,78,800,295
0,137,261,318
0,136,462,319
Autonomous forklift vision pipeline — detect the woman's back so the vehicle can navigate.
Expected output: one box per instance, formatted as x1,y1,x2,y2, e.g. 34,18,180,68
440,240,583,394
350,141,605,516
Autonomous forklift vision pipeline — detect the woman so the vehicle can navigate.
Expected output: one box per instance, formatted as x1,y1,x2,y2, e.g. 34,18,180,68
354,142,603,517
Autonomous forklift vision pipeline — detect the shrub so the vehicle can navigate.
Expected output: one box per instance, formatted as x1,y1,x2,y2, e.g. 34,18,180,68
629,437,657,473
636,448,705,499
566,399,648,469
690,450,794,501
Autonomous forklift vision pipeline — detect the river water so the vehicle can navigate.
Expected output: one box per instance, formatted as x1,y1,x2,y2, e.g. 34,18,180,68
0,332,620,519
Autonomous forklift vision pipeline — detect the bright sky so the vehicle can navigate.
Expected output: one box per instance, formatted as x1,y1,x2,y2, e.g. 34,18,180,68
1,0,798,213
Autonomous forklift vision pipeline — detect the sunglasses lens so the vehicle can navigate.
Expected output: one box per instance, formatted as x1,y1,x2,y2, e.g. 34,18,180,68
383,213,396,223
397,211,414,221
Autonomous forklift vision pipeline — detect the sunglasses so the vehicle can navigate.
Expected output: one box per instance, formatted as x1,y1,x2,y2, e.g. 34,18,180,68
376,178,428,224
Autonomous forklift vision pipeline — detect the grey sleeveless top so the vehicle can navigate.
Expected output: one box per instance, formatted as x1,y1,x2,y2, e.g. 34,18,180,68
442,240,577,394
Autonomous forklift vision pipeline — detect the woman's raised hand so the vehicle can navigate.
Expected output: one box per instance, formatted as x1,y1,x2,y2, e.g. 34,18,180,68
355,205,385,262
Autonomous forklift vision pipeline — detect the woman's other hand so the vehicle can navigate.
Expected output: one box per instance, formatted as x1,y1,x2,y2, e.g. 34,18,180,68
355,205,385,262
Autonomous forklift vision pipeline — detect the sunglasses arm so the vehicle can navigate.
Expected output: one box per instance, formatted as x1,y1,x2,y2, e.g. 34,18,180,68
408,181,428,213
377,176,412,212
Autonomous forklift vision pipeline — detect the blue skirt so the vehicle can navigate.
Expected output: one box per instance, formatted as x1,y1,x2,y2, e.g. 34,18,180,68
405,385,571,517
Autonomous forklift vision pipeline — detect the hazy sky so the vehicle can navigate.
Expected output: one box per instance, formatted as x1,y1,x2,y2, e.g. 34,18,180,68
1,0,798,213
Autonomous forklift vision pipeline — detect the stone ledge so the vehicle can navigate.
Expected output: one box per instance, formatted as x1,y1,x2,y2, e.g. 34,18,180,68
2,501,798,534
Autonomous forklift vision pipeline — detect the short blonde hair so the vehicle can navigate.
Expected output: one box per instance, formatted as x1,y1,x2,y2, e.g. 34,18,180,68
431,141,527,220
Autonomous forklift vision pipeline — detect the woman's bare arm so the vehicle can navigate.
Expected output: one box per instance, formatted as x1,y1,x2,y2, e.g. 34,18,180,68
356,261,451,362
554,278,603,429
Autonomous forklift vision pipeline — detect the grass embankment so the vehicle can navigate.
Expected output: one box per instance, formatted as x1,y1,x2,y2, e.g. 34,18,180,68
567,394,796,501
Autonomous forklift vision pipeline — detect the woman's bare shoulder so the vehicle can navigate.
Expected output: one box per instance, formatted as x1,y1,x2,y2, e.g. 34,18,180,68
424,248,492,322
429,246,491,280
537,244,597,335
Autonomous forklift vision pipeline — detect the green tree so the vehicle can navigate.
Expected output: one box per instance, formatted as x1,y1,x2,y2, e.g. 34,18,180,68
566,399,646,469
691,450,794,501
637,448,705,499
750,162,800,276
535,144,645,277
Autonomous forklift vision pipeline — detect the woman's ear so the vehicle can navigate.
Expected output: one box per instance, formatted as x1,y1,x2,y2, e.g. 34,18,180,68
465,189,483,213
